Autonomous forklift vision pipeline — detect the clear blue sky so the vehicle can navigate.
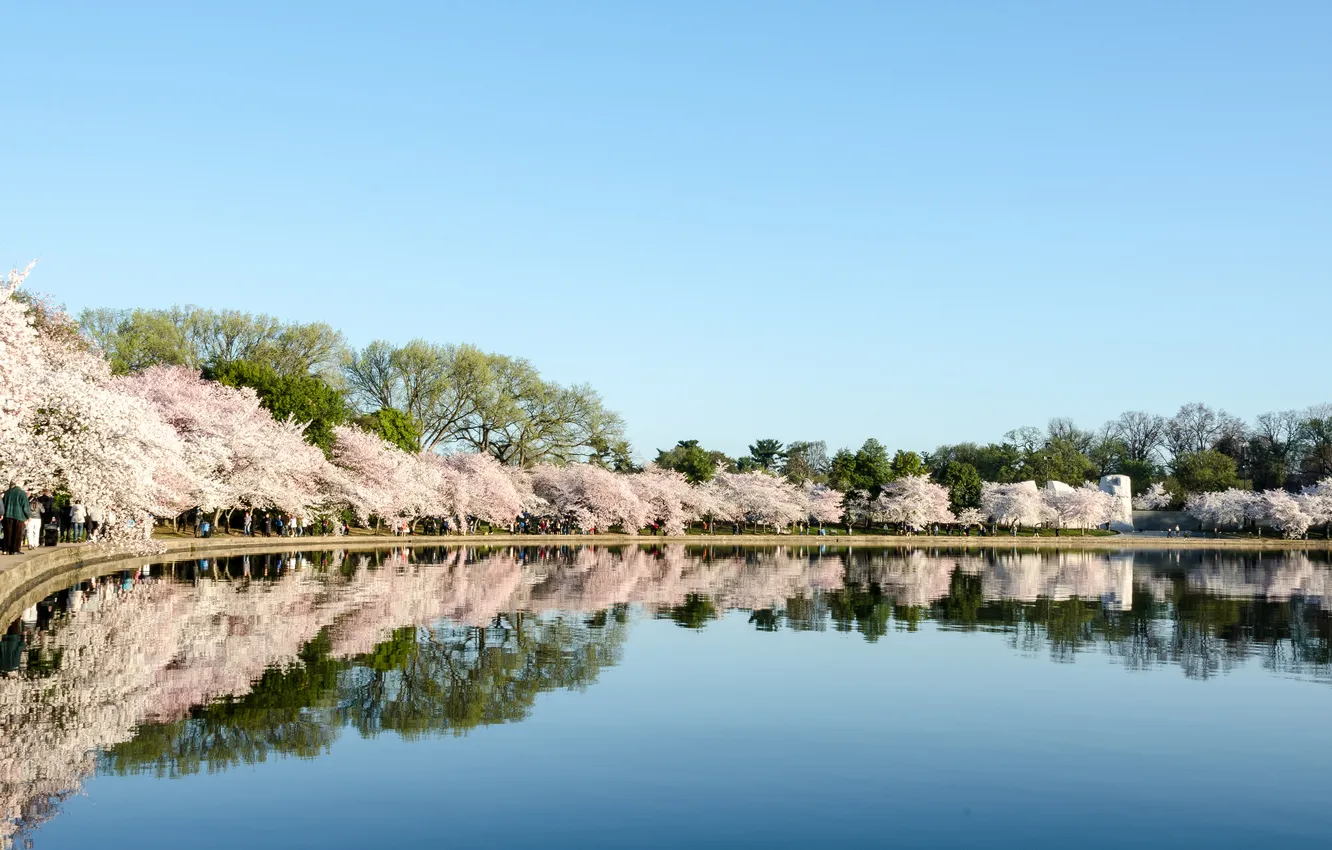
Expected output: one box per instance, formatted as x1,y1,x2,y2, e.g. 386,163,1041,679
4,2,1329,461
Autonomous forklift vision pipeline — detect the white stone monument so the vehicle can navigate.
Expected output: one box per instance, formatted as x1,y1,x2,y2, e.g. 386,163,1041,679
1044,480,1073,497
1099,474,1133,532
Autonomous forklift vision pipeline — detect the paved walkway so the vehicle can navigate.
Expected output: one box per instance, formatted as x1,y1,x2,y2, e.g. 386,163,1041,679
0,542,84,576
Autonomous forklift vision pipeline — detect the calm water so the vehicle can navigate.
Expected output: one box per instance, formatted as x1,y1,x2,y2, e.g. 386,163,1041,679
4,545,1332,848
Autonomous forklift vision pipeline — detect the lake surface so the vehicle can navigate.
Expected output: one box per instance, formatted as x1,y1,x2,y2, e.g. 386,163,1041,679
4,545,1332,848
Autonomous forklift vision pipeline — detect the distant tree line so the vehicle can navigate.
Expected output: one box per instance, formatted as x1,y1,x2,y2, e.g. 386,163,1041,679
70,304,1331,508
78,305,629,466
655,402,1332,511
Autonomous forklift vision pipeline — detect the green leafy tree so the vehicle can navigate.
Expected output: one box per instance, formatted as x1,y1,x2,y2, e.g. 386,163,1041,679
1171,450,1249,493
828,448,858,492
354,407,422,454
588,435,637,472
79,306,346,377
655,440,734,484
941,461,983,511
1087,434,1129,479
205,359,350,453
746,439,786,471
1021,436,1097,486
852,439,893,497
1114,458,1161,494
888,450,926,481
781,440,829,484
1301,413,1332,483
344,341,627,464
79,307,190,374
928,442,1023,484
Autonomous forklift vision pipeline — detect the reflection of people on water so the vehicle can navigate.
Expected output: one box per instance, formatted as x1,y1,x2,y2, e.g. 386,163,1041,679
0,621,24,674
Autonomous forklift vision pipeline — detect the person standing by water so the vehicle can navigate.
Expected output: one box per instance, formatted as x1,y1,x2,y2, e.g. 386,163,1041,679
70,501,86,542
3,483,31,555
25,493,43,549
243,509,253,536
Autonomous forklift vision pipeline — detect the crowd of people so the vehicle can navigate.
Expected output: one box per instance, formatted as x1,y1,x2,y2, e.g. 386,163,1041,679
3,481,107,556
186,508,350,540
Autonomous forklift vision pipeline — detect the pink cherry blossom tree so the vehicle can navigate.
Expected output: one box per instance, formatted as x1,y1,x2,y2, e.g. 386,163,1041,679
1300,478,1332,537
710,470,806,533
0,262,42,451
123,366,339,523
980,481,1046,530
1044,482,1115,533
1255,489,1313,539
626,464,697,535
439,451,523,530
804,484,844,530
956,507,987,531
873,474,955,532
1133,481,1173,511
1184,488,1257,535
531,463,646,533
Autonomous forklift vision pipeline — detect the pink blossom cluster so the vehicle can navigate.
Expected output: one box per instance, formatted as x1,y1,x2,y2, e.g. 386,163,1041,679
1133,482,1173,510
1,264,192,544
872,474,956,531
1186,480,1332,538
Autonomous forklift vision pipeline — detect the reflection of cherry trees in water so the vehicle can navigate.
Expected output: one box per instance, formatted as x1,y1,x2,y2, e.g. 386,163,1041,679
3,546,1332,845
821,549,1332,680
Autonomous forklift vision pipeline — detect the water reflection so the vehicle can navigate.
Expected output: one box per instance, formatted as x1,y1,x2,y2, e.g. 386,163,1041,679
2,545,1331,846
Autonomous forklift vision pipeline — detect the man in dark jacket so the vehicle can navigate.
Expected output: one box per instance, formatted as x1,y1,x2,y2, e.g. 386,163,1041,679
3,483,31,555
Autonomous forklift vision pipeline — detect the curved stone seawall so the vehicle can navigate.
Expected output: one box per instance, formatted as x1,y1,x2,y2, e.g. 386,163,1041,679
3,532,1329,627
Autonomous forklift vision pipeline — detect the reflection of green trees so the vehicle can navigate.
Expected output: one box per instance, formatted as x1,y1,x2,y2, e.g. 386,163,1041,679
101,614,625,777
827,580,891,642
753,566,1332,682
659,594,717,629
342,614,625,739
93,561,1332,782
102,630,344,778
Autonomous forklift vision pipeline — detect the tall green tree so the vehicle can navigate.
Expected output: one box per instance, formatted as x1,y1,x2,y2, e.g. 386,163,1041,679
928,442,1022,484
888,450,926,481
1171,450,1248,493
941,461,983,511
343,341,628,465
781,440,829,484
79,306,346,377
206,359,350,453
1020,434,1097,486
745,439,786,471
852,439,893,497
354,407,422,454
828,448,858,492
655,440,734,483
1301,411,1332,483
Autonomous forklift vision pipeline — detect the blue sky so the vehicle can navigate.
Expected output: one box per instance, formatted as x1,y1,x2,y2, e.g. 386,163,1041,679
3,2,1329,462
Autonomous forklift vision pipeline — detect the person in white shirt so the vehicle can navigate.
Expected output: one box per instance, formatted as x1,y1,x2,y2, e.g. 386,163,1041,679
70,503,87,542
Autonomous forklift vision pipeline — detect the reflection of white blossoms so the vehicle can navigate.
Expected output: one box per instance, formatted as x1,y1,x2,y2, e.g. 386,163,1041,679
0,546,852,844
847,550,1135,610
1186,552,1332,608
2,545,1331,846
